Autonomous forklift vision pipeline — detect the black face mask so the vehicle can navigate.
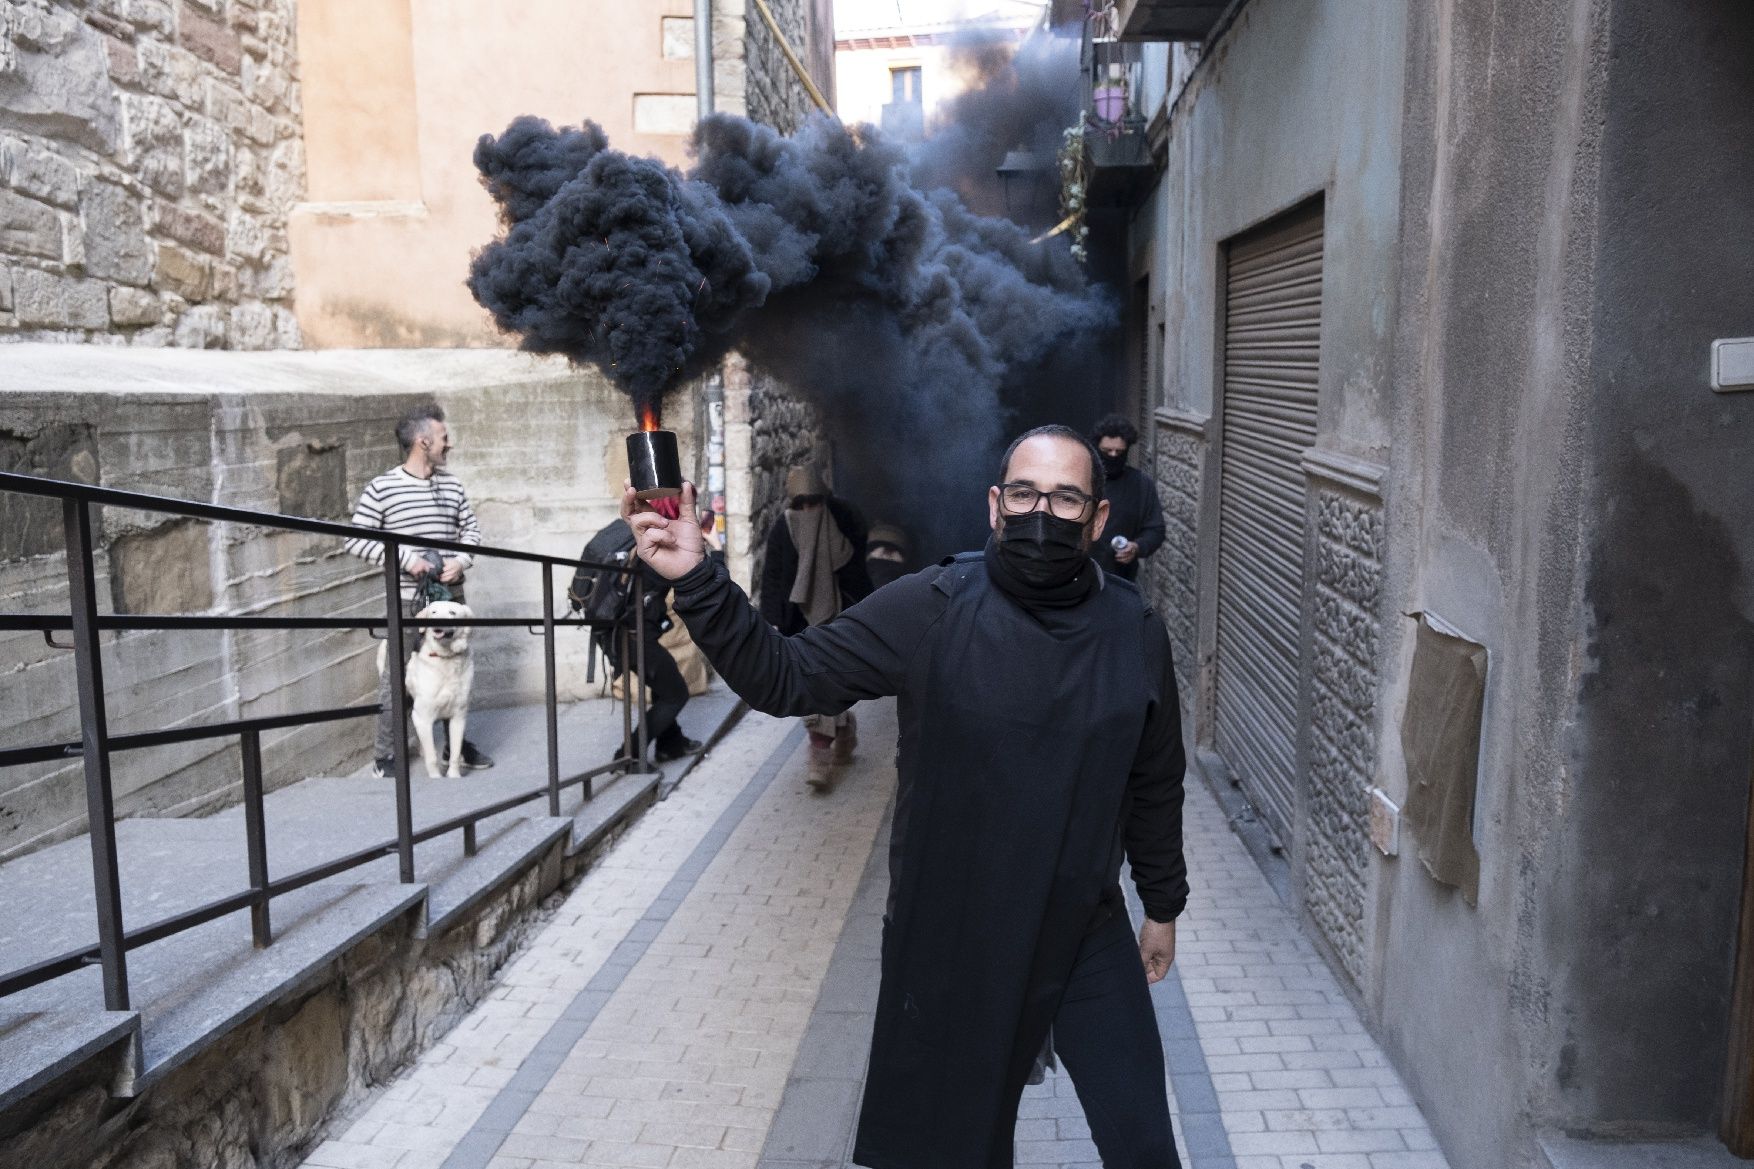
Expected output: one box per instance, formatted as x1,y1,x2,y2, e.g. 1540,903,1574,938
996,509,1089,589
1100,452,1127,480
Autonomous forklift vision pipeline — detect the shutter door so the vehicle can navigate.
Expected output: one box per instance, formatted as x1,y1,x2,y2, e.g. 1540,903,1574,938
1214,203,1324,845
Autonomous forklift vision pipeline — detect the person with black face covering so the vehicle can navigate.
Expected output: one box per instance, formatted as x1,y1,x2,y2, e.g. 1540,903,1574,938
620,425,1186,1169
1090,414,1166,583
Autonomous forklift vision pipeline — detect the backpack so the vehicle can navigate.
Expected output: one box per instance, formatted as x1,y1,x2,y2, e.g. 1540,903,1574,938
568,519,639,626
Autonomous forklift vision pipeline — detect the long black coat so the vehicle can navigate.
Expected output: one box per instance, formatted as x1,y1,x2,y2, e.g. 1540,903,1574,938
673,553,1187,1167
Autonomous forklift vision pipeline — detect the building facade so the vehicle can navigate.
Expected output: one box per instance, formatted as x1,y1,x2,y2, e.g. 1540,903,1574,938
1078,0,1754,1165
0,0,835,860
834,0,1039,144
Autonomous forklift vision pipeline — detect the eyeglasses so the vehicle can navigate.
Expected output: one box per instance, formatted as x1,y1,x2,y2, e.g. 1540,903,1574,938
997,482,1096,521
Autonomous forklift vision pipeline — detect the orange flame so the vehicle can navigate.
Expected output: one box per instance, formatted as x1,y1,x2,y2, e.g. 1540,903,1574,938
639,404,660,432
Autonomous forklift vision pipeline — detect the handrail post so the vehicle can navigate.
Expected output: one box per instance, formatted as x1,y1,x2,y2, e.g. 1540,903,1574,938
62,498,130,1011
536,561,557,810
239,729,272,947
619,626,633,764
541,564,561,817
634,573,650,772
383,538,416,883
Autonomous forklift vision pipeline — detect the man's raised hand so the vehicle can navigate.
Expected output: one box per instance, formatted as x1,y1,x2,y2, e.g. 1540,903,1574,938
622,480,707,581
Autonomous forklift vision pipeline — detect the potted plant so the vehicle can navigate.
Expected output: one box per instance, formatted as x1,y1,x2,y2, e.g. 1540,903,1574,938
1092,63,1127,124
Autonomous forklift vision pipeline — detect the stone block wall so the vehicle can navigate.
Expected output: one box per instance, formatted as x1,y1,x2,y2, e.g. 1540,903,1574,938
719,351,824,591
1149,415,1204,698
1304,479,1385,988
0,0,304,348
0,347,655,863
711,0,833,134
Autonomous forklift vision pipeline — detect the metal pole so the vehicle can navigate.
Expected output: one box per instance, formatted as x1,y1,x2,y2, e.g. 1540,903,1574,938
542,566,561,817
62,498,129,1011
240,729,272,947
634,574,650,772
694,0,714,119
383,541,416,883
619,626,633,765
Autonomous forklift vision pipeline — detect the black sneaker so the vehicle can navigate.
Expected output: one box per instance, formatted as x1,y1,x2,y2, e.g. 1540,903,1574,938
370,756,394,778
443,741,496,771
654,737,703,764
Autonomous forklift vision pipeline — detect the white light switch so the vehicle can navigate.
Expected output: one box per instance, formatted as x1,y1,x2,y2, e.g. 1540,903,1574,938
1713,338,1754,392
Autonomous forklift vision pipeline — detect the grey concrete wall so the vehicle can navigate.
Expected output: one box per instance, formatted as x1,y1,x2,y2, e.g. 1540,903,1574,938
1533,0,1754,1139
0,346,681,862
1372,2,1610,1164
1150,0,1754,1164
0,0,304,347
1145,0,1407,998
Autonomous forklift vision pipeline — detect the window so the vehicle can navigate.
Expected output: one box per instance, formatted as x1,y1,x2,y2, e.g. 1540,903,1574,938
890,66,922,106
661,16,693,59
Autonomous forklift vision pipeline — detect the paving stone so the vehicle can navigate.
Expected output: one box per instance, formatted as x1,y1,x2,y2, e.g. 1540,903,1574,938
291,702,1456,1169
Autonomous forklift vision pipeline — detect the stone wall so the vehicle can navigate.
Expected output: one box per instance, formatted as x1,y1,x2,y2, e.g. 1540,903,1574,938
718,351,824,592
1302,472,1384,989
1148,414,1203,699
0,833,565,1169
0,0,304,348
713,0,832,134
0,347,663,862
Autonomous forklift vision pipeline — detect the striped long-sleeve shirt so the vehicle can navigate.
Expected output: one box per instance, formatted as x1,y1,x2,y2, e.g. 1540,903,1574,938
345,467,483,599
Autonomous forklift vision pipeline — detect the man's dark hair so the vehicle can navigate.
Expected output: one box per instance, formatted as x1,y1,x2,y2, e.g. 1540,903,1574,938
1091,413,1138,448
998,424,1104,503
397,404,445,454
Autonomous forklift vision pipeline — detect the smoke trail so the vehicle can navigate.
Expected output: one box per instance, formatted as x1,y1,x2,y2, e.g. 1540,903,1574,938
467,110,1112,556
912,29,1083,226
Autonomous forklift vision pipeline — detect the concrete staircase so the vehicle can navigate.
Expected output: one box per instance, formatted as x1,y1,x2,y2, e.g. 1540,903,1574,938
0,686,740,1121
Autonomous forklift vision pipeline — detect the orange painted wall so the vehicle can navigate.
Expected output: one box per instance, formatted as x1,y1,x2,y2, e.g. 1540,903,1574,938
292,0,701,348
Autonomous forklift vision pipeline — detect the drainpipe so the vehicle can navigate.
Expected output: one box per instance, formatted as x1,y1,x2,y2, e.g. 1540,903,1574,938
695,0,714,118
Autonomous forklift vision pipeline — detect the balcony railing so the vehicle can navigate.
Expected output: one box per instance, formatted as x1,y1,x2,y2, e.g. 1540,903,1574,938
0,469,659,1012
1081,22,1155,205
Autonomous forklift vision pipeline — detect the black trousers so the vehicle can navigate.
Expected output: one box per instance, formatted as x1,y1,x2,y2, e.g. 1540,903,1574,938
603,628,690,751
1053,911,1179,1167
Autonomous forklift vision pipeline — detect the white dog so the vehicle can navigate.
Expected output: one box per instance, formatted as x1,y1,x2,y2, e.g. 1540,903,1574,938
377,601,475,778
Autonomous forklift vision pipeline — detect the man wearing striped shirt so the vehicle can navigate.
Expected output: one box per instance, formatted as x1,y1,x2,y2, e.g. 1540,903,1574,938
347,404,495,777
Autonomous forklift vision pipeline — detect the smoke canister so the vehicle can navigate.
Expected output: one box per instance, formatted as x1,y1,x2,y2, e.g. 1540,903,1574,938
1111,534,1130,552
627,430,683,500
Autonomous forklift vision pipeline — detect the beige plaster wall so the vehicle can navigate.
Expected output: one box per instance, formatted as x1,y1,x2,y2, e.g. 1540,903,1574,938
290,0,701,349
834,41,960,130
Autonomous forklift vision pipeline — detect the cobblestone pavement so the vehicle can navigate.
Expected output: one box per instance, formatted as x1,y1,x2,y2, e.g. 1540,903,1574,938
299,700,1452,1169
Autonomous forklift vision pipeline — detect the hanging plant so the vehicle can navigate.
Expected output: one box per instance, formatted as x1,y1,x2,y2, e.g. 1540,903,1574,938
1057,111,1091,263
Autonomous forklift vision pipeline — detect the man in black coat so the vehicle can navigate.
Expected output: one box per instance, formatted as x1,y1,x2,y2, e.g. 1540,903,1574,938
1090,414,1166,583
622,425,1186,1168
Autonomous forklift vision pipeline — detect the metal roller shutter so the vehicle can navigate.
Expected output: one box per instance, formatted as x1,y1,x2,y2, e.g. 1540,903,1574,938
1214,202,1324,846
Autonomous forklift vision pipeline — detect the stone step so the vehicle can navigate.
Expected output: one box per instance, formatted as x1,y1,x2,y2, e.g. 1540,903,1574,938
122,883,427,1096
0,1007,139,1114
569,768,661,857
1540,1133,1748,1169
421,815,571,937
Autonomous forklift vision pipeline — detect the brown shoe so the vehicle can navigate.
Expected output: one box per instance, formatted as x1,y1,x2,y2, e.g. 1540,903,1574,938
831,714,858,765
806,745,834,791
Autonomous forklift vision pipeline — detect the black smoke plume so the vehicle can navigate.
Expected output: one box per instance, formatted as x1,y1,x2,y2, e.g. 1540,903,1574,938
467,108,1111,557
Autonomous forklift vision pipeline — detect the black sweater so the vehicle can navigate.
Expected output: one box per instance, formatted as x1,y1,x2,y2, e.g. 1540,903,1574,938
1092,465,1167,581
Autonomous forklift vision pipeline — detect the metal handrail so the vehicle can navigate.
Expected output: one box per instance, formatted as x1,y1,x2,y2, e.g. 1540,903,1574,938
0,469,661,1013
